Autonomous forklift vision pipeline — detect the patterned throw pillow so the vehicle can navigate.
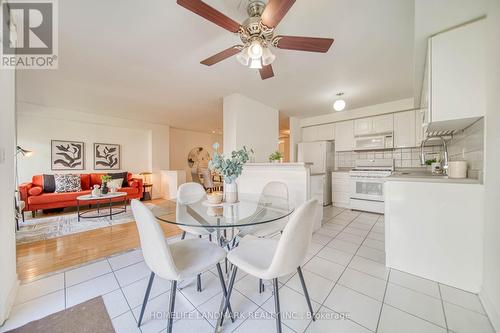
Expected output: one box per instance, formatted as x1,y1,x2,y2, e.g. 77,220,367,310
54,174,82,193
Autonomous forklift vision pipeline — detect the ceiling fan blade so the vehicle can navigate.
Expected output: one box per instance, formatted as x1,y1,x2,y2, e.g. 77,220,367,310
274,35,334,53
201,46,242,66
259,64,275,80
261,0,296,28
177,0,241,33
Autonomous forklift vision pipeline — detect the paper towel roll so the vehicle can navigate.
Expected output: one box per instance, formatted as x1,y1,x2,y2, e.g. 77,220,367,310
448,160,468,178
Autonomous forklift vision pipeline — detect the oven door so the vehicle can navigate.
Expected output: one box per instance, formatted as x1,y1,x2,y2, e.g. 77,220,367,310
350,177,385,202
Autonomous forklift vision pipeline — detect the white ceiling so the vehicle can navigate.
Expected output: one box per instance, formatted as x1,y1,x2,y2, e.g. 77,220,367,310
17,0,416,132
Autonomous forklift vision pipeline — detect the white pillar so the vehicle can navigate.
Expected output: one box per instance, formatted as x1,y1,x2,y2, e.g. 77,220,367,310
223,93,279,162
289,116,302,162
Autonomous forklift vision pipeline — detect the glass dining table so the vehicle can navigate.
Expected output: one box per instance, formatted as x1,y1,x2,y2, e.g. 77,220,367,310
154,193,294,248
154,193,294,332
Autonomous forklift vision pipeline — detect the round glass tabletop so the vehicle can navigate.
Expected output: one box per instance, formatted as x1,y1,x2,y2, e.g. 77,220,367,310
154,193,294,229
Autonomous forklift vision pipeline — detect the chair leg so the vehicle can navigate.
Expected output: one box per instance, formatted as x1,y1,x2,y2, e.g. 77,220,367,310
197,273,202,292
209,234,212,242
181,231,186,240
297,266,315,321
138,272,155,327
215,263,234,323
259,278,265,293
218,267,237,328
273,278,282,333
22,211,25,222
167,280,177,333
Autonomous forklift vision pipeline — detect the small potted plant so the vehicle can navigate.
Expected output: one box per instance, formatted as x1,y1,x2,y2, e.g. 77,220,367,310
209,143,253,203
269,151,283,163
101,175,112,195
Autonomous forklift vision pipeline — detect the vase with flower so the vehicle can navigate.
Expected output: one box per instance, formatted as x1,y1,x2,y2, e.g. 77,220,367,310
101,175,112,195
208,143,253,203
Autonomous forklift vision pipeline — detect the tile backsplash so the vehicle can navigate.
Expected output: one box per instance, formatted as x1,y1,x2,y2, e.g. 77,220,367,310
336,146,444,169
447,118,484,180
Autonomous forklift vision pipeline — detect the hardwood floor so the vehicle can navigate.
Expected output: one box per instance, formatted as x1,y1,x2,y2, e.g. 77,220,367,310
16,200,181,283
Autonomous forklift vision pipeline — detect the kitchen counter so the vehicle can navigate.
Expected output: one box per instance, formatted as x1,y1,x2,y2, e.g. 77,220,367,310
387,170,481,184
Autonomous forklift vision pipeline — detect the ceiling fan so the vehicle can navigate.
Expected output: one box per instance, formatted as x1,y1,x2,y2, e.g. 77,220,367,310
177,0,334,80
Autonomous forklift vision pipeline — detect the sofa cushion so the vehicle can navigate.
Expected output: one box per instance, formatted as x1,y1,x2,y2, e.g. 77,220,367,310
80,174,91,190
109,172,128,187
43,174,56,193
28,191,91,205
54,174,82,193
28,186,43,196
90,173,106,187
117,187,139,196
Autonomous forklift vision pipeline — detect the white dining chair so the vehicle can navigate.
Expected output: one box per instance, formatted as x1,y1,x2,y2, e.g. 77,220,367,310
177,182,214,292
219,199,318,333
131,200,229,333
237,181,290,293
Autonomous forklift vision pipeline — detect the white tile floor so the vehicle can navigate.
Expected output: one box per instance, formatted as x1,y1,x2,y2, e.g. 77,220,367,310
1,207,496,333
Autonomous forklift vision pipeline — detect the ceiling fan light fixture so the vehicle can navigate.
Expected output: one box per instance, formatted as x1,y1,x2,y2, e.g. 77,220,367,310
249,58,262,69
236,48,250,66
248,40,263,59
262,47,276,66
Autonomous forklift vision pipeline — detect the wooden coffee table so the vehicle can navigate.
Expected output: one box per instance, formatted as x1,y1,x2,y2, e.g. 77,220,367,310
76,192,127,222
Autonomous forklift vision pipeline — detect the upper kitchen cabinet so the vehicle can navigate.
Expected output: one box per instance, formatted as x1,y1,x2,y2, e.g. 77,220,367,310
301,123,335,142
394,110,416,148
354,114,393,136
426,19,486,132
334,120,354,151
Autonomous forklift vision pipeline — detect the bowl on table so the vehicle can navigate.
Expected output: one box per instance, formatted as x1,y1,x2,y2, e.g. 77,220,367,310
207,192,223,204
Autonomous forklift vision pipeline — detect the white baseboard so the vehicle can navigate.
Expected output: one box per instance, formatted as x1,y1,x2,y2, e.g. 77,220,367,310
480,288,500,332
0,276,19,325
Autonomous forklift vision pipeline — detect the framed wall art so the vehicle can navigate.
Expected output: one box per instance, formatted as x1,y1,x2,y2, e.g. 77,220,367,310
51,140,85,170
94,143,121,170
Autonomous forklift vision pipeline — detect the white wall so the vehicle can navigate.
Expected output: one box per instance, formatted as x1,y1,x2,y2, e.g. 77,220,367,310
0,68,18,323
480,0,500,330
16,103,170,198
223,94,279,162
169,128,222,181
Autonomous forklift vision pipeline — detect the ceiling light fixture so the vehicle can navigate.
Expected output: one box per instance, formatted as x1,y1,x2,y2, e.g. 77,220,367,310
248,40,263,59
261,47,276,66
236,47,250,66
249,58,262,69
333,92,346,111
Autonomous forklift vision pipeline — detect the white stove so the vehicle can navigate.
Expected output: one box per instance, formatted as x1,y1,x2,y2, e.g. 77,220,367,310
349,160,394,214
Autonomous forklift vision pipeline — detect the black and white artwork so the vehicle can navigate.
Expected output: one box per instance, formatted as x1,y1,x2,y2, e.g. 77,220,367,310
51,140,85,170
94,143,121,170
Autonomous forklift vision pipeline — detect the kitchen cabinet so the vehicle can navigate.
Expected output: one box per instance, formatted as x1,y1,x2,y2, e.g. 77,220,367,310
426,19,486,132
332,172,350,209
394,111,416,148
372,114,394,134
301,123,335,142
354,114,393,136
415,109,425,146
334,120,354,152
354,118,372,136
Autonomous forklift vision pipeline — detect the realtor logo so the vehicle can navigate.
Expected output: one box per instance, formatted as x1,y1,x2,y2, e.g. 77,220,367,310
1,0,58,69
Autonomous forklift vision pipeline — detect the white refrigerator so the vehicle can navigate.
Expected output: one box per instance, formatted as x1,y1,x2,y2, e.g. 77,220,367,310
297,141,335,206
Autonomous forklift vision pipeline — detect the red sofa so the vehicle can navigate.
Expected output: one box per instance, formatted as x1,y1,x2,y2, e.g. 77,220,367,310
19,173,143,216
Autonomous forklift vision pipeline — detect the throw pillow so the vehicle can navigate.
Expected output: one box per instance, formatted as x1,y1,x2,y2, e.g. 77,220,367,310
107,178,124,190
108,172,128,187
42,174,56,193
28,186,43,196
54,174,82,193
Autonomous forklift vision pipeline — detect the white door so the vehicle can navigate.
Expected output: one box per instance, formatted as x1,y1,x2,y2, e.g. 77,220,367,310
372,114,394,134
394,111,416,148
335,120,354,151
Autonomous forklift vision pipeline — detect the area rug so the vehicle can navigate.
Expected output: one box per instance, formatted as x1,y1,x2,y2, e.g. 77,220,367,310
16,203,174,244
5,296,115,333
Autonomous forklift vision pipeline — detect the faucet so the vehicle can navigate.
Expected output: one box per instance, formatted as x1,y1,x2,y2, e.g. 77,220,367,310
420,136,449,174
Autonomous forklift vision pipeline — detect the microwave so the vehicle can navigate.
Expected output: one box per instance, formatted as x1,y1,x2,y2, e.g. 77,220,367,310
354,135,393,151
